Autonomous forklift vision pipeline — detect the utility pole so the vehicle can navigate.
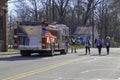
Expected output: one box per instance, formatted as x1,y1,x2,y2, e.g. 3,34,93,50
9,14,12,48
92,0,95,47
52,0,55,21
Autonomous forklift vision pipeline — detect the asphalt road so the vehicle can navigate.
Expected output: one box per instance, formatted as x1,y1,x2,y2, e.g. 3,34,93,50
0,48,120,80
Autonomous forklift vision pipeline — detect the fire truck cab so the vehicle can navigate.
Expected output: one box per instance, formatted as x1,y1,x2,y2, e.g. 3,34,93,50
13,22,69,56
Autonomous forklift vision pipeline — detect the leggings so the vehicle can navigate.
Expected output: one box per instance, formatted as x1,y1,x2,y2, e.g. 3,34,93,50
85,47,90,54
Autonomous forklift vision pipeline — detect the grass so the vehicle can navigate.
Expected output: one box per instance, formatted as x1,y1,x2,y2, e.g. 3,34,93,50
8,48,20,52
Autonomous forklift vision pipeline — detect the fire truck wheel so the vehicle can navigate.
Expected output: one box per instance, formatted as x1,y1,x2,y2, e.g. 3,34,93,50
20,50,31,56
39,51,45,56
60,49,67,55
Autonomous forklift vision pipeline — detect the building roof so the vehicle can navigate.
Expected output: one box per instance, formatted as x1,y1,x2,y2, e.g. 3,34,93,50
74,26,99,39
74,27,92,35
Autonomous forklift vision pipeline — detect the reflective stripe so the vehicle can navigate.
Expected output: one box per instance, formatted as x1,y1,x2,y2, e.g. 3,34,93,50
46,37,50,43
71,38,76,43
45,31,55,43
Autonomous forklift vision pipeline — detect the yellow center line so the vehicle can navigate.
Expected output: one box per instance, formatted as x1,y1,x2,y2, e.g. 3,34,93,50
2,57,91,80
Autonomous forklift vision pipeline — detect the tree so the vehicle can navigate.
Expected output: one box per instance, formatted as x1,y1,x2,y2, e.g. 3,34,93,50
14,0,41,21
8,0,120,47
54,0,70,23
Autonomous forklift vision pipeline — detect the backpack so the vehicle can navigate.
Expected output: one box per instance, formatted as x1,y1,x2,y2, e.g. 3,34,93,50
85,40,91,47
105,40,110,46
96,40,102,47
106,42,109,46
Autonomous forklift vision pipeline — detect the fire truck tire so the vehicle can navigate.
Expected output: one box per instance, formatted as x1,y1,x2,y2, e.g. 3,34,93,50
39,51,47,56
20,50,31,56
60,49,67,54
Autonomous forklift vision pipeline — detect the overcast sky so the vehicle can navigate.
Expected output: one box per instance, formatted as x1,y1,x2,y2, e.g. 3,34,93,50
8,1,18,17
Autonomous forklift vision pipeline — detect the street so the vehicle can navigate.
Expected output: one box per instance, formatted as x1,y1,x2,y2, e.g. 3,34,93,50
0,48,120,80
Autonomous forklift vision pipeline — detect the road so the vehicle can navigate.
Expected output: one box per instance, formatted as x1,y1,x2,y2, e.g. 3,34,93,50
0,48,120,80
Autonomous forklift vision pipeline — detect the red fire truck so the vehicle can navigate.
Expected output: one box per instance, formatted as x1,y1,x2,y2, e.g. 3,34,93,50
13,21,69,56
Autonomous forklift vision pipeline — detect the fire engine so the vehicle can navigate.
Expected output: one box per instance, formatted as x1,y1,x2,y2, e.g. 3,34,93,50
13,21,69,56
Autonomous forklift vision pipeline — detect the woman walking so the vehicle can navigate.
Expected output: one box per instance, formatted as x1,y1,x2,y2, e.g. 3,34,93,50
85,38,91,55
96,38,102,55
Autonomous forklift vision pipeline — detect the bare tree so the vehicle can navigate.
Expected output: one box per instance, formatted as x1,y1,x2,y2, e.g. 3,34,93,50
9,0,120,47
82,0,103,24
14,0,41,21
54,0,70,23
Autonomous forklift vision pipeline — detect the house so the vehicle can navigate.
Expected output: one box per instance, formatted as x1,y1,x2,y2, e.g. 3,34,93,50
0,0,8,51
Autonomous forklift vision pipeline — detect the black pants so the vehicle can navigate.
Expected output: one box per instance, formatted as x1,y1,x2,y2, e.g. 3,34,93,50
85,47,90,54
97,47,102,55
106,46,110,54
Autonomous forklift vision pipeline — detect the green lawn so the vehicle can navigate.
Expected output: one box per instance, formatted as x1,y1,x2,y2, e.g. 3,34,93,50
8,48,20,52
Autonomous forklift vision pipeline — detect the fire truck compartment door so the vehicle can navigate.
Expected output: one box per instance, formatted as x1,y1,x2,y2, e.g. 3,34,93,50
19,36,41,50
29,36,39,47
58,30,62,49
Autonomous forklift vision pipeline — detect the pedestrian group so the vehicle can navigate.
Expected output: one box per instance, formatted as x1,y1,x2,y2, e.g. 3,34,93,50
69,36,111,55
95,36,110,55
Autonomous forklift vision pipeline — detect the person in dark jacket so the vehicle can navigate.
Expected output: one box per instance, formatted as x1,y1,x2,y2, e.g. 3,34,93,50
104,36,111,55
85,38,91,55
96,38,102,55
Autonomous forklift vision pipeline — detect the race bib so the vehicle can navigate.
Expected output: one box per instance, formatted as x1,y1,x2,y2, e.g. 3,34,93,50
106,42,109,46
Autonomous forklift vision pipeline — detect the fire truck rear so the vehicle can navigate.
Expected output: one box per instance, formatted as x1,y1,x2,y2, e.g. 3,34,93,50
13,22,69,56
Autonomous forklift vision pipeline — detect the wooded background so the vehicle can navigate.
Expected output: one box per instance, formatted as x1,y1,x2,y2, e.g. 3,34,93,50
8,0,120,47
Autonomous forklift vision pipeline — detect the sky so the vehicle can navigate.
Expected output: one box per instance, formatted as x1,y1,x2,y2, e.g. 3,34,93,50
8,2,15,15
7,0,28,16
